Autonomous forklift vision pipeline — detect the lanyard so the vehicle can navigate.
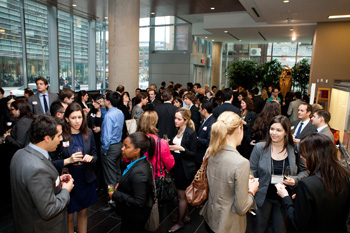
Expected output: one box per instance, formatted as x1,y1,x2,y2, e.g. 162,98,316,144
271,157,286,176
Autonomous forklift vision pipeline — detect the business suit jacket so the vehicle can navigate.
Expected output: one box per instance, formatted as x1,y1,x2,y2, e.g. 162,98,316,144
250,142,308,207
155,102,178,139
213,102,240,119
171,127,197,180
200,145,256,233
28,92,58,115
282,175,350,233
287,99,304,123
239,111,256,159
253,95,265,114
5,116,33,149
319,126,334,143
291,120,316,139
112,158,153,232
196,115,216,164
190,105,200,133
51,130,97,184
10,145,70,233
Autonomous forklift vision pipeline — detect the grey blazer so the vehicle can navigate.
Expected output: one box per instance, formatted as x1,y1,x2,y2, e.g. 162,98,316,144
200,145,256,233
319,126,334,143
27,92,58,115
250,142,308,207
10,145,70,233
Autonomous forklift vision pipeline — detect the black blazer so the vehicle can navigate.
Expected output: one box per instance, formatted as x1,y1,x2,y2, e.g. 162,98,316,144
196,115,216,164
171,127,197,180
291,120,316,139
112,159,153,214
50,129,97,184
213,102,240,119
190,105,201,133
282,175,350,233
156,102,178,139
239,111,256,159
5,116,33,149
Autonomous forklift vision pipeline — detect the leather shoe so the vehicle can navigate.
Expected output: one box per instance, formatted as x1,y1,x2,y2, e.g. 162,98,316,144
99,204,115,212
167,223,184,233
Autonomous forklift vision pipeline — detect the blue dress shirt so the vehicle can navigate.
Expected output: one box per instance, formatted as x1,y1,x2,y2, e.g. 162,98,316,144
101,107,124,154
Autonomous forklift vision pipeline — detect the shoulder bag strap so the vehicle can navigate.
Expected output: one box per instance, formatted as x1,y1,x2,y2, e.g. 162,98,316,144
158,138,164,175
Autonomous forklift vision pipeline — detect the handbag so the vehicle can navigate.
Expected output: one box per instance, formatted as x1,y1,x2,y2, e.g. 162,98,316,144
154,138,177,203
125,110,137,134
185,155,209,206
145,163,160,232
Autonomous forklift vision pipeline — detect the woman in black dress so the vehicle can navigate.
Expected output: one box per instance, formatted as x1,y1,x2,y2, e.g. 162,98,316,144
60,103,98,233
168,107,197,232
112,132,154,233
238,97,256,159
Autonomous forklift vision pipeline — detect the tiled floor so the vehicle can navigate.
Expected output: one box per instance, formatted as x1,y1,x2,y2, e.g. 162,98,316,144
0,191,210,233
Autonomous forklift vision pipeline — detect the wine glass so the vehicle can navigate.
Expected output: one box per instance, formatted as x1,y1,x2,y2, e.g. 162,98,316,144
74,148,84,165
284,166,292,180
107,184,114,203
61,168,70,183
163,134,169,142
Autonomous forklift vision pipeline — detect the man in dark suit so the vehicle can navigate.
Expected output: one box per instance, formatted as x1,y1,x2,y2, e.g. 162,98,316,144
213,88,240,118
249,88,265,114
155,88,178,139
183,92,201,133
196,101,216,169
232,84,240,108
311,109,334,143
291,103,316,143
10,115,74,233
27,77,58,115
148,88,161,106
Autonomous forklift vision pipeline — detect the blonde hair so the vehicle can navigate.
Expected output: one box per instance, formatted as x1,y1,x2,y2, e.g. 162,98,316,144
176,107,195,131
206,111,243,158
137,111,158,135
261,89,268,101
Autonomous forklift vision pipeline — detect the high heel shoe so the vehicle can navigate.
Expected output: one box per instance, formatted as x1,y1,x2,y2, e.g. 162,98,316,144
167,223,184,233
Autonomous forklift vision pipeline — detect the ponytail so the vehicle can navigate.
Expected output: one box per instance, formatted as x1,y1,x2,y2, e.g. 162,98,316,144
147,136,156,160
206,120,227,158
187,119,195,132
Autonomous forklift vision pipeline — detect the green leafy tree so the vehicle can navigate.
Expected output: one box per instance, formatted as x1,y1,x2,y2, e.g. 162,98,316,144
226,60,258,90
292,58,310,94
257,59,282,89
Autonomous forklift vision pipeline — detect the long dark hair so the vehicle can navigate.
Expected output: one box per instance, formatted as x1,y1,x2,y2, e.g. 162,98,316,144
252,101,281,138
11,100,33,119
299,133,350,195
263,115,294,152
128,132,155,160
77,90,88,103
90,93,104,114
63,102,89,141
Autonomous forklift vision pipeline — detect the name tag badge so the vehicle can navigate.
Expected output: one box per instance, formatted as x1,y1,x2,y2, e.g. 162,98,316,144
90,113,96,117
32,101,38,106
62,141,70,148
291,126,294,130
55,176,60,188
203,126,207,131
271,175,284,184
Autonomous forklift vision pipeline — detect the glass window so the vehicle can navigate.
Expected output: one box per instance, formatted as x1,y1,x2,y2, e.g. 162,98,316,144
96,22,105,91
154,26,174,50
139,27,149,89
58,10,72,90
139,17,150,27
0,0,24,96
24,0,50,84
297,42,312,57
176,25,188,50
74,15,89,91
155,16,174,25
272,42,297,56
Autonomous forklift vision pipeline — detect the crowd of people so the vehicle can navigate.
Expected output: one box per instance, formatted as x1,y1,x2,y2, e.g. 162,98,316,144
1,78,350,233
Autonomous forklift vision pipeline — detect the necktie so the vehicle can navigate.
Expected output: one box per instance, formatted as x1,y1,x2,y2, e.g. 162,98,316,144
315,129,318,133
295,122,303,138
43,94,48,113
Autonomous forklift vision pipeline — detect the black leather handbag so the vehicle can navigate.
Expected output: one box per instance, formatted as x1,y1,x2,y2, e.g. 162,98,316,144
154,138,177,203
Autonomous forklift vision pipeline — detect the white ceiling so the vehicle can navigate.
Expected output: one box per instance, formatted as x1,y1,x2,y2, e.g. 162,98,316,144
179,0,350,43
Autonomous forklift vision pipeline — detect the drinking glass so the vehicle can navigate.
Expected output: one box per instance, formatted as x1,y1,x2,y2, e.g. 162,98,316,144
61,168,70,183
107,184,114,203
74,148,84,165
163,134,169,142
284,166,292,179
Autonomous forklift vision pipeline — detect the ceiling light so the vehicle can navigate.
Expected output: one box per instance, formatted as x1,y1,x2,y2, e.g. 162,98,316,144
328,14,350,19
224,31,228,33
283,0,289,3
289,28,294,31
212,39,215,42
210,7,215,10
292,36,296,41
205,36,208,39
72,4,77,7
151,12,155,15
104,17,108,19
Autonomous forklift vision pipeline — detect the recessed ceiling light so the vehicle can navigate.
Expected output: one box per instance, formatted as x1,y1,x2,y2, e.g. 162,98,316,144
239,39,242,42
210,7,215,10
205,36,208,39
328,14,350,19
212,39,215,42
292,36,296,41
151,12,155,15
72,4,77,7
224,31,228,33
290,28,294,31
104,17,108,19
283,0,289,3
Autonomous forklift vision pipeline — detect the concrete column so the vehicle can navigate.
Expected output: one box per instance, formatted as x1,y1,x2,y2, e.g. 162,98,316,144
47,6,59,93
108,0,140,94
211,42,222,88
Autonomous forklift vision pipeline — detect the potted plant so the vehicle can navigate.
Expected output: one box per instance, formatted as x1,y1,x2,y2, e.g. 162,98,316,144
226,60,258,90
292,58,310,94
257,59,282,90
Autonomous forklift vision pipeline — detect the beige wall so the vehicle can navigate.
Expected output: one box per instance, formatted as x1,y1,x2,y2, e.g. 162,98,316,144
309,22,350,92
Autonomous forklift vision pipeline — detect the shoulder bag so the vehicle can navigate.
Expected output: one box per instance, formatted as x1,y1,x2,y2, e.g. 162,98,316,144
144,163,160,232
125,108,137,134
